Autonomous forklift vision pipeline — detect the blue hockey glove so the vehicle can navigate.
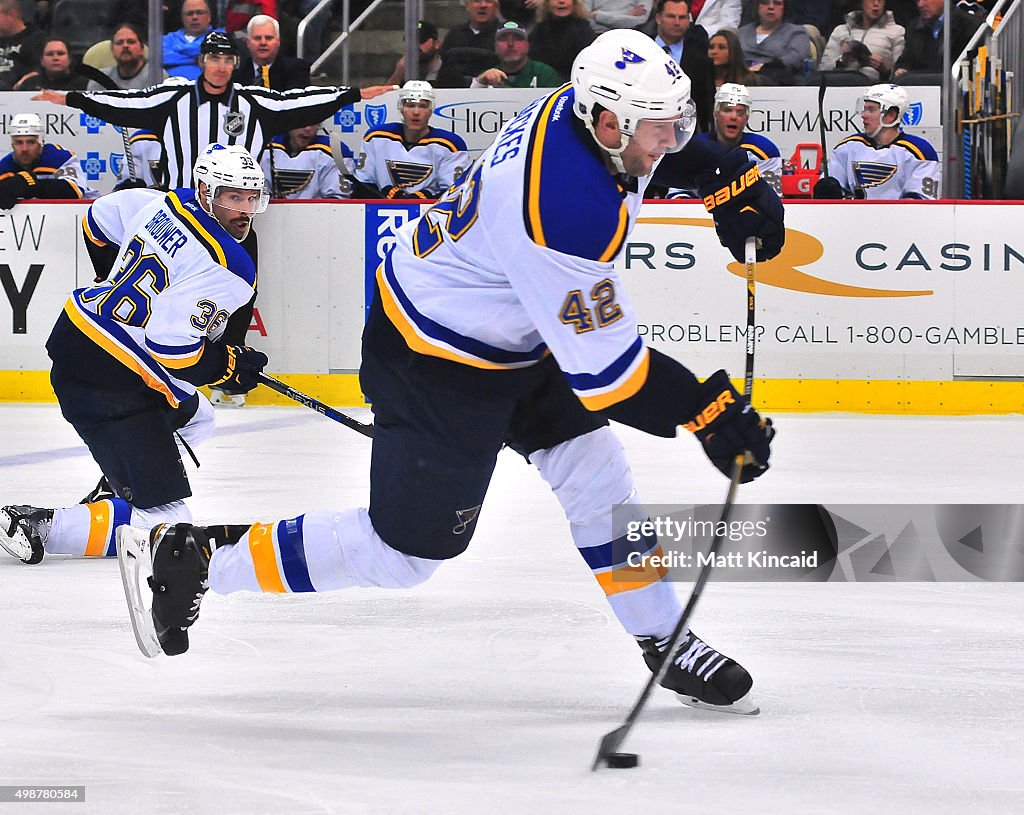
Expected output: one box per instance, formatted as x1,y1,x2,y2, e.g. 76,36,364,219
699,152,785,263
213,345,268,394
684,370,775,483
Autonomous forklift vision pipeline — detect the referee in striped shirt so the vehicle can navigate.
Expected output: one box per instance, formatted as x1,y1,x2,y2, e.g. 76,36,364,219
33,31,395,191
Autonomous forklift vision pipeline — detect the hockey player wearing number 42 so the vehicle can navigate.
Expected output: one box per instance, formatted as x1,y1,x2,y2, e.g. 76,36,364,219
813,83,940,200
0,144,269,569
115,30,782,715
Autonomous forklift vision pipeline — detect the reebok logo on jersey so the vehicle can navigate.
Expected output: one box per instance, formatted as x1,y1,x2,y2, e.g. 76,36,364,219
702,166,761,212
683,390,735,433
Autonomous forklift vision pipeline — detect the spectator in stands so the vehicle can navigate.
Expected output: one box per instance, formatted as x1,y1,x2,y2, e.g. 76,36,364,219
223,0,277,46
291,0,330,59
111,0,184,38
352,81,469,199
233,14,309,89
164,0,217,79
529,0,597,82
500,0,541,30
261,123,348,198
820,0,904,83
691,0,741,34
709,28,759,88
471,21,562,88
0,0,46,90
584,0,652,35
641,0,714,130
814,83,940,199
87,23,168,91
441,0,501,59
385,20,467,88
0,113,98,208
737,0,810,83
895,0,982,77
13,38,91,91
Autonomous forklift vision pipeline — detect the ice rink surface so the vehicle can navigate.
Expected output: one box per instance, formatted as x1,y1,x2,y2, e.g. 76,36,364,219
1,405,1022,814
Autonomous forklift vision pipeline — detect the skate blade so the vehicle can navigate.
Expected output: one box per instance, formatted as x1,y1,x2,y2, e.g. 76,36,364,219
116,525,162,658
676,690,760,716
209,391,245,408
0,510,34,564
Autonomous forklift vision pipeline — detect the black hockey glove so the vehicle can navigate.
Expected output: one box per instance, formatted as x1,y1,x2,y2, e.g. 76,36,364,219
212,345,268,394
0,171,36,209
684,370,775,483
700,152,784,262
812,176,846,199
112,177,150,191
384,186,428,200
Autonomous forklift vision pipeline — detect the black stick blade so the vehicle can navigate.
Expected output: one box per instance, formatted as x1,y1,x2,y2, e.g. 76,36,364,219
591,725,629,771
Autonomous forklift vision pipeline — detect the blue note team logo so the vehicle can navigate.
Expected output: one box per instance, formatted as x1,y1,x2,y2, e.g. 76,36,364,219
79,114,107,134
903,102,923,127
334,105,361,132
82,152,107,180
365,104,387,128
614,48,645,69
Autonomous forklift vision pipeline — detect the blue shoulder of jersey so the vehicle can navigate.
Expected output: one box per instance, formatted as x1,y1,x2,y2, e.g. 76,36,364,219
364,122,406,143
39,143,75,168
420,126,468,153
740,132,781,160
164,188,257,287
0,152,17,175
894,132,939,162
521,86,628,263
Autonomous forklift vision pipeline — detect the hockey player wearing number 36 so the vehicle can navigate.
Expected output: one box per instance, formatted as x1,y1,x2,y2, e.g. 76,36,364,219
115,30,782,715
0,145,269,570
813,83,940,200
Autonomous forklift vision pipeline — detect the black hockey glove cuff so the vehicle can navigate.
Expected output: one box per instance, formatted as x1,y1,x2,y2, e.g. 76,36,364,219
684,370,775,483
699,151,785,262
113,177,150,191
210,344,268,394
812,176,846,199
0,171,35,209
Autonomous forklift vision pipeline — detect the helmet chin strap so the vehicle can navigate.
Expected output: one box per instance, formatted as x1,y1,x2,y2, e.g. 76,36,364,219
583,118,630,174
198,182,251,243
867,109,900,139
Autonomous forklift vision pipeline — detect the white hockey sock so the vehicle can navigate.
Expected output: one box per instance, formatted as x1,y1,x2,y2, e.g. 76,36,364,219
47,499,191,557
207,508,442,595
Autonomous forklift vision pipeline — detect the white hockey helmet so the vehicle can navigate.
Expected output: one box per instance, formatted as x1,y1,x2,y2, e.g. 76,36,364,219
9,113,44,141
714,83,751,111
192,144,269,238
399,80,435,108
860,83,909,134
572,29,696,173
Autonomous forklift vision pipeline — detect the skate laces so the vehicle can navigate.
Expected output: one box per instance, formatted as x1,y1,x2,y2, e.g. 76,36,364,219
656,633,729,683
186,580,209,623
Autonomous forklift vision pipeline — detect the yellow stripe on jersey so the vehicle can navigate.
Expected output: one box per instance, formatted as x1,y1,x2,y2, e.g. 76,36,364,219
376,265,515,370
594,545,670,596
741,142,771,161
82,214,108,246
149,344,205,370
63,180,84,199
84,501,113,557
248,522,287,593
895,138,926,160
308,142,333,155
578,346,650,411
64,299,180,407
418,136,460,153
598,203,629,263
837,135,872,149
365,130,404,144
167,191,227,268
525,88,572,247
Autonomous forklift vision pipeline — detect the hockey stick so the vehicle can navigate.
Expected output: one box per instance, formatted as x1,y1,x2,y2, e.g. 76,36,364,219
817,73,829,178
592,236,759,771
75,64,137,181
257,372,374,438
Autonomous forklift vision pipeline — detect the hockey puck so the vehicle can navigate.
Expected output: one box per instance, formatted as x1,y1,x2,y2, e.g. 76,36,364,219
605,752,639,769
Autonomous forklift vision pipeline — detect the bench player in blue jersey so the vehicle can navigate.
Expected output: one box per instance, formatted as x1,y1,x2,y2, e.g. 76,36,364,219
0,113,98,208
116,31,783,714
1,145,269,570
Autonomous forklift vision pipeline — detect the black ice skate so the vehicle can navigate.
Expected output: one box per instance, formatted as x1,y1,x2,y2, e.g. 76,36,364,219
0,505,53,564
637,630,759,715
116,523,213,658
80,476,116,505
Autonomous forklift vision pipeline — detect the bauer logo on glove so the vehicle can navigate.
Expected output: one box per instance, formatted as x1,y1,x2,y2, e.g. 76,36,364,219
685,370,775,483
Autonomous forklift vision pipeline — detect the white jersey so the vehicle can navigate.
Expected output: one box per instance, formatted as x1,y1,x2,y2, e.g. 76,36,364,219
830,131,940,199
382,87,657,410
0,142,100,199
115,130,165,188
354,123,469,197
71,188,257,407
667,131,782,198
261,133,346,199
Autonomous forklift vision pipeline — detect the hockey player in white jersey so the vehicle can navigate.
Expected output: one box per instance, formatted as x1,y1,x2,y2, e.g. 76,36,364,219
261,124,348,199
116,31,783,714
352,80,469,199
113,129,166,190
667,83,782,198
814,83,940,200
1,145,270,571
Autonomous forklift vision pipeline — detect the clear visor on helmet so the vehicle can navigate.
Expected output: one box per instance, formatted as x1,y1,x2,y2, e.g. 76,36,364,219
625,102,697,156
213,185,270,215
856,98,884,116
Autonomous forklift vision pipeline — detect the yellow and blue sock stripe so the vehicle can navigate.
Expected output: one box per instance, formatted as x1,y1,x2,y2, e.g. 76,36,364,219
83,498,133,557
577,528,669,597
248,515,315,593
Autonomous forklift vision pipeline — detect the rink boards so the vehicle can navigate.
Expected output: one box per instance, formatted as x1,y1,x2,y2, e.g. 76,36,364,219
0,199,1021,414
